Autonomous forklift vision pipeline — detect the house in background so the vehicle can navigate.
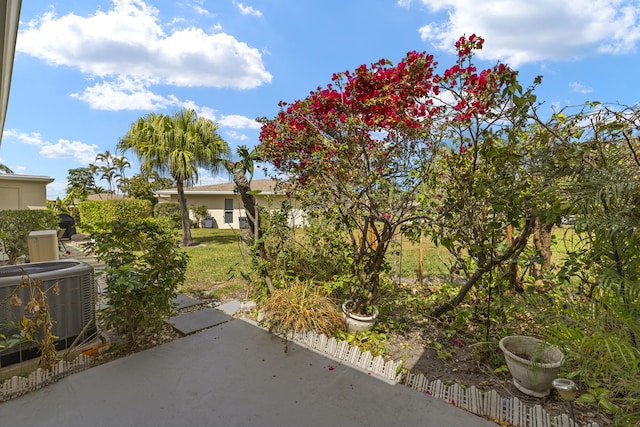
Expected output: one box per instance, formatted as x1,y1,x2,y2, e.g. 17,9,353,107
156,179,303,229
0,174,54,210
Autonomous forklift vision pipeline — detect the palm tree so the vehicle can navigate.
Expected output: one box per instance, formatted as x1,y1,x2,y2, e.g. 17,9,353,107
0,163,13,173
118,108,230,246
113,155,131,194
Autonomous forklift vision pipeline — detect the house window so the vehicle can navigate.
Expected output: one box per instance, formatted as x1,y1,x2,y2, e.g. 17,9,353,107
224,198,233,224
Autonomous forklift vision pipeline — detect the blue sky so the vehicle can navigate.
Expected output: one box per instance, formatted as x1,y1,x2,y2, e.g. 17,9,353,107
2,0,640,198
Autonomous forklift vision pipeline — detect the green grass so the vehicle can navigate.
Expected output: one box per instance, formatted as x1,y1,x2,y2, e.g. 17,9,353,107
180,226,580,298
387,236,453,279
180,228,248,298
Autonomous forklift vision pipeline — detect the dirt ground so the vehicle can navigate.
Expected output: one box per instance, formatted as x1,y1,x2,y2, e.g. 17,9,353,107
383,317,607,426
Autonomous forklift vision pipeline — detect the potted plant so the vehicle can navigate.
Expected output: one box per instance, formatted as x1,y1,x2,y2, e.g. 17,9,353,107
342,300,379,333
499,335,564,397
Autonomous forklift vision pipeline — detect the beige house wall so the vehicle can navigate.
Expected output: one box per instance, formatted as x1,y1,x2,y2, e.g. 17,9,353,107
0,174,53,210
160,192,303,229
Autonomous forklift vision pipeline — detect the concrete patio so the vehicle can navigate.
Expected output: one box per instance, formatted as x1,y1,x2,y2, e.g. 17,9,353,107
0,308,496,426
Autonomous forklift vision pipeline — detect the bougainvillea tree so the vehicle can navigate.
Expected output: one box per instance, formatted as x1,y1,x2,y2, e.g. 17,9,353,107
258,35,540,316
417,36,550,318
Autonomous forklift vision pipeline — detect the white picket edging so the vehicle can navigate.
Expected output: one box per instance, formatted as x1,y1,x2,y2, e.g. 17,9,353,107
290,330,600,427
0,354,92,402
403,372,599,427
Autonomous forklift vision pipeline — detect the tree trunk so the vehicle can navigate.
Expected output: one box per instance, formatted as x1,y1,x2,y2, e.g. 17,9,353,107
532,217,555,278
431,219,534,317
232,172,275,294
176,180,194,247
505,224,522,292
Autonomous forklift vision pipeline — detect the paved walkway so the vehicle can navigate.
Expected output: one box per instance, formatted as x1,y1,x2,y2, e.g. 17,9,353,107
0,312,495,427
0,239,496,426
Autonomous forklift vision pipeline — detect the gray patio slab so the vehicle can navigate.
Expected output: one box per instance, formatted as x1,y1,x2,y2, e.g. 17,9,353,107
0,319,495,427
215,299,242,315
166,307,231,335
173,293,202,310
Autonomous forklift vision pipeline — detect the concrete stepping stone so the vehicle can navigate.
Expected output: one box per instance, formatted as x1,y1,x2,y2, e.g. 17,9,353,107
166,308,231,335
215,300,241,316
173,294,202,310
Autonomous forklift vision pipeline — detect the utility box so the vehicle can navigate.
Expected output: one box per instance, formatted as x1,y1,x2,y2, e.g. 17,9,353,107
28,230,59,262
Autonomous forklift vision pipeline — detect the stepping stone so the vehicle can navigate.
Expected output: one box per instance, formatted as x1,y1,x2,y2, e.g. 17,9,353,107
173,294,202,310
166,308,231,335
216,300,241,316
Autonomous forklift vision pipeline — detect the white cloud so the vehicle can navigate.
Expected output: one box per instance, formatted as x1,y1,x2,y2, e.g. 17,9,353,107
39,139,99,164
14,166,27,172
71,77,180,110
194,105,218,122
413,0,640,67
3,129,45,145
18,0,272,96
219,114,261,129
570,82,593,94
225,130,248,141
233,1,263,17
189,0,211,16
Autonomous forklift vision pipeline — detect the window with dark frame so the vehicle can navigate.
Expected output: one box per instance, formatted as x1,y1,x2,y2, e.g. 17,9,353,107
224,198,233,224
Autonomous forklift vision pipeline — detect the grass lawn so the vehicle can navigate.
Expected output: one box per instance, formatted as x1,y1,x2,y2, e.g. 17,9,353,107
180,228,248,299
181,226,581,300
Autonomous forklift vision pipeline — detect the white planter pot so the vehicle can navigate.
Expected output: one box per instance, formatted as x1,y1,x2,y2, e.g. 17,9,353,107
342,301,379,333
499,336,564,397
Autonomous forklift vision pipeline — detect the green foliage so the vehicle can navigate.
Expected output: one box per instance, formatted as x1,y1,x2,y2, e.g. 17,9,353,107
66,167,98,201
154,202,182,229
78,199,151,232
84,218,188,350
0,210,59,264
0,320,24,351
335,330,389,356
259,280,345,336
118,171,173,205
190,204,209,228
47,191,76,215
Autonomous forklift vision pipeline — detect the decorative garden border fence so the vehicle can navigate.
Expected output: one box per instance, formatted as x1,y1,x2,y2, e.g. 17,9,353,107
290,330,600,427
0,355,92,402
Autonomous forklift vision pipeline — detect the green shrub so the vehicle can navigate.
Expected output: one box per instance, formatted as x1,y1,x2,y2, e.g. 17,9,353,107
0,210,58,263
154,202,182,229
78,199,151,232
83,218,188,349
191,204,209,228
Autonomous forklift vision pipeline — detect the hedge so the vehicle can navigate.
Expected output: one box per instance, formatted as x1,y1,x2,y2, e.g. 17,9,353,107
0,209,59,264
78,199,152,232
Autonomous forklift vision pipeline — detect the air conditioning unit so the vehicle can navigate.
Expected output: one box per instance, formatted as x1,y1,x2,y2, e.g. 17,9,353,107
0,259,96,366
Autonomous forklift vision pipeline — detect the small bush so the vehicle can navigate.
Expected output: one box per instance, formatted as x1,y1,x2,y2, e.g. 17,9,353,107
84,218,188,350
259,280,345,336
191,204,209,228
154,202,182,229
